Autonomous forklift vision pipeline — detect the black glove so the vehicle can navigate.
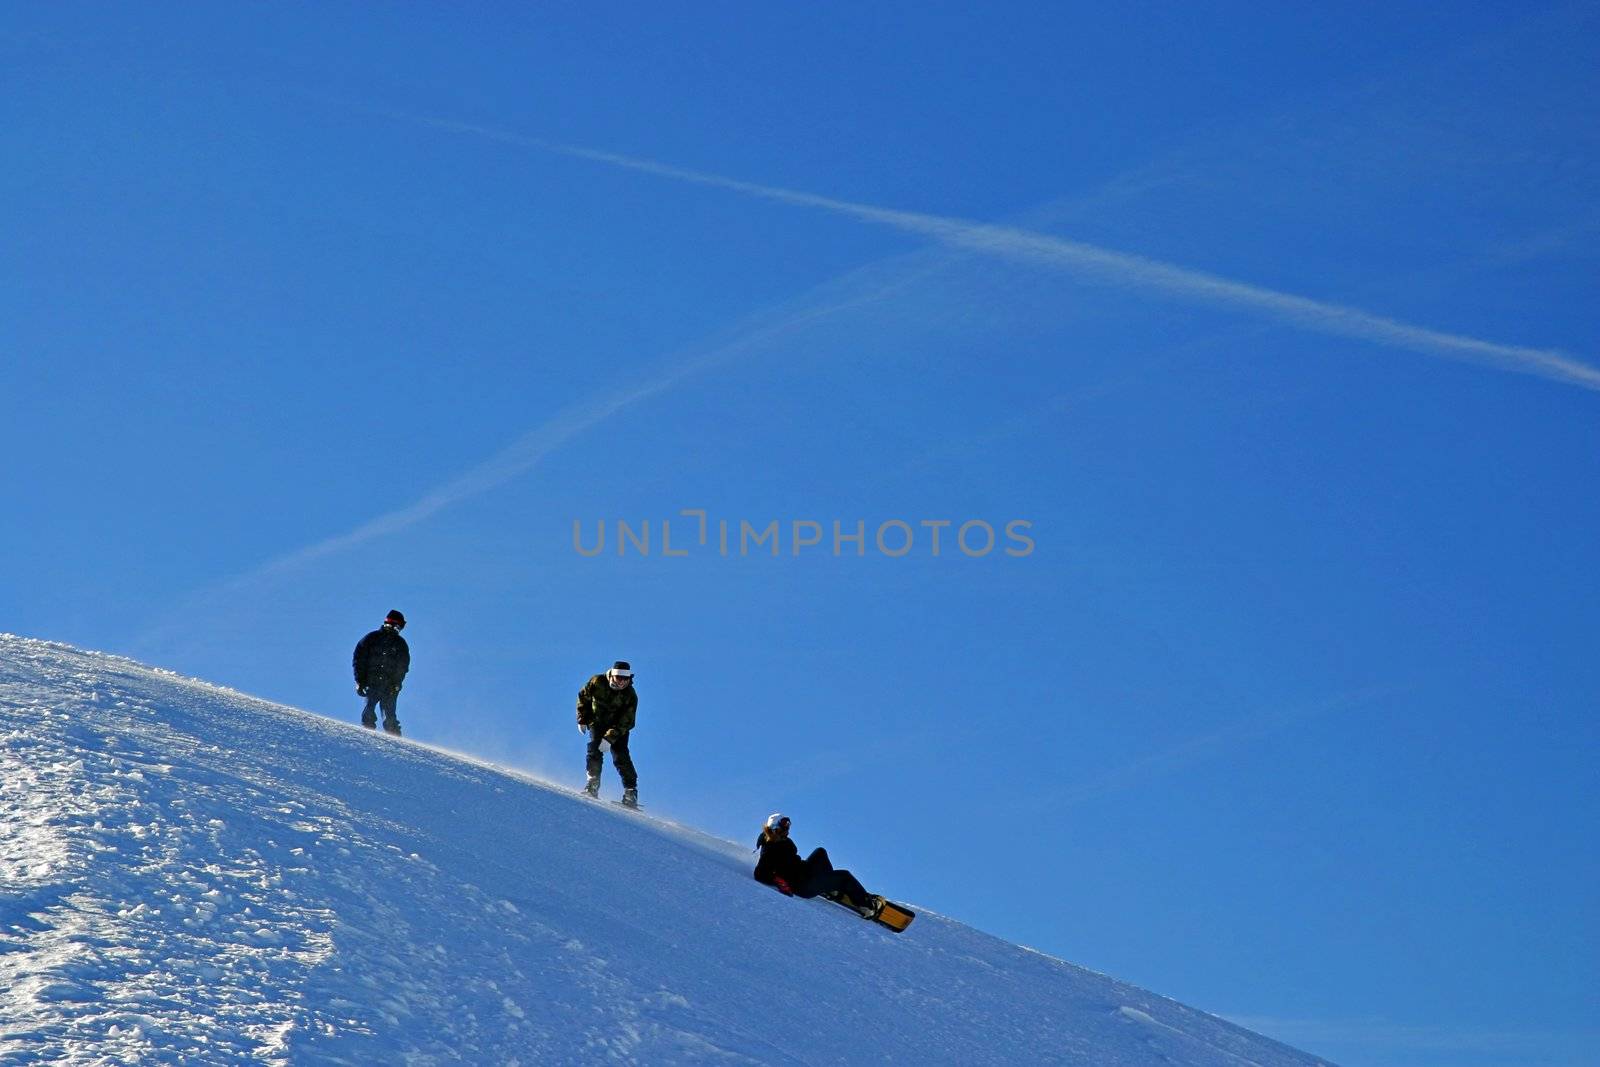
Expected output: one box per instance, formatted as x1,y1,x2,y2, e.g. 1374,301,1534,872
357,685,368,697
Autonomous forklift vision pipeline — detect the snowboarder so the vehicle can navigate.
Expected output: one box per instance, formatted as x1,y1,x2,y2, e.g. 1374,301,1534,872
753,813,881,917
353,609,409,736
576,660,638,807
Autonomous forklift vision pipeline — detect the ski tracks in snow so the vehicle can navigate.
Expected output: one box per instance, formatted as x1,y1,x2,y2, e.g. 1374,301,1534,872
0,644,337,1063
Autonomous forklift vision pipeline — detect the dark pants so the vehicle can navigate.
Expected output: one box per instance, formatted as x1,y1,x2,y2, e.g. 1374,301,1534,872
586,730,637,789
361,687,400,734
793,848,869,908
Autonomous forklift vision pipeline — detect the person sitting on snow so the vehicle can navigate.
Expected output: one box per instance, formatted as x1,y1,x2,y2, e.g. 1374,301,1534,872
753,813,881,917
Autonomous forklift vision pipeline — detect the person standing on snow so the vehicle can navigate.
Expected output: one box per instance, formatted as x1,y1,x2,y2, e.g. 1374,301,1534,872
576,660,638,807
753,813,881,916
353,609,410,736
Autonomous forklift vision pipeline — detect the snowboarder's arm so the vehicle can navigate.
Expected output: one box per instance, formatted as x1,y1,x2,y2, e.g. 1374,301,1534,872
352,635,369,687
753,838,796,888
620,689,637,732
575,678,594,726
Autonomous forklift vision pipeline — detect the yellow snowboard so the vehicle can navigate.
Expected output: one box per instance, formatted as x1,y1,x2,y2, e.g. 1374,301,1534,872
871,898,916,932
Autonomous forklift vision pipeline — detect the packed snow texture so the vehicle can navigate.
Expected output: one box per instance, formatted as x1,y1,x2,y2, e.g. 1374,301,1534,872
0,635,1332,1065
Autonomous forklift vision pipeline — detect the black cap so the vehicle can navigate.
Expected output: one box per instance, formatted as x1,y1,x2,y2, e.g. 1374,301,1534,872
385,609,406,628
611,660,631,672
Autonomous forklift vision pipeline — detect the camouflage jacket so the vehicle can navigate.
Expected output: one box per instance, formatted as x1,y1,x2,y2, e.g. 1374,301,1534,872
576,674,637,733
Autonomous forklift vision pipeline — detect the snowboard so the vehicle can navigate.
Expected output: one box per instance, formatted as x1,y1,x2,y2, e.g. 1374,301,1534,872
577,789,641,812
872,898,916,932
826,893,915,932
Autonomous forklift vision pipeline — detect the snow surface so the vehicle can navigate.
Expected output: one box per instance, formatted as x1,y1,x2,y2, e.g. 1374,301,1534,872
0,634,1333,1065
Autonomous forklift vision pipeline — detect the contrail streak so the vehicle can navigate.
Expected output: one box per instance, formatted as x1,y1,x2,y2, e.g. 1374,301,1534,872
403,111,1600,393
239,289,889,582
133,284,896,650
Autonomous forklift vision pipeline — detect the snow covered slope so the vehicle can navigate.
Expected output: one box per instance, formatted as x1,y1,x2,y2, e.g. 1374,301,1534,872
0,635,1332,1065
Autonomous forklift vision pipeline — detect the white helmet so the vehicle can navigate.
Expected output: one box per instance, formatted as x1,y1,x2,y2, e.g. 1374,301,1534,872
606,660,633,689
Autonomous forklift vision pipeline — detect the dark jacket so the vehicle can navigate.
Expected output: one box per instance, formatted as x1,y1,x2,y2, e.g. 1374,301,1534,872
576,674,637,733
353,625,410,693
753,831,807,889
755,833,870,908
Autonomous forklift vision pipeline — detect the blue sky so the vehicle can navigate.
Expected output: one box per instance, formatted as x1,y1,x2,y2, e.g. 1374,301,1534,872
4,4,1597,1064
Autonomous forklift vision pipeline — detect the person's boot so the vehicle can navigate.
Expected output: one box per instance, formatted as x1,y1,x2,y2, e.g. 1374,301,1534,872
382,719,402,737
583,775,600,798
361,719,376,730
861,894,885,918
621,787,639,809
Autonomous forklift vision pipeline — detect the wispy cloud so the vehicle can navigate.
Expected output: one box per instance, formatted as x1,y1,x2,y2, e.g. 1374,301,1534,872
139,102,1596,650
396,110,1600,393
132,276,904,652
235,291,915,584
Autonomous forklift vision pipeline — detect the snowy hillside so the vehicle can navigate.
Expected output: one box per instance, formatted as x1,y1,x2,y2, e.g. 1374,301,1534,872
0,634,1332,1065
